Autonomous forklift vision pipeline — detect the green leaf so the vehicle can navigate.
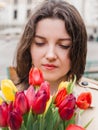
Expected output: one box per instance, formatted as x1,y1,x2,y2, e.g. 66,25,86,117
57,122,64,130
52,107,59,125
20,123,26,130
1,127,9,130
38,115,45,130
26,109,34,130
67,75,76,94
23,112,29,126
84,118,94,128
32,119,39,130
44,104,54,130
53,116,63,130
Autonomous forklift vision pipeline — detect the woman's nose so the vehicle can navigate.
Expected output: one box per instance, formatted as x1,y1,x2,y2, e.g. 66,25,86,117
45,45,57,61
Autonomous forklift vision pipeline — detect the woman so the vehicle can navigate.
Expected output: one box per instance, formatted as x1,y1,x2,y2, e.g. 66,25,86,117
15,0,87,89
14,0,98,129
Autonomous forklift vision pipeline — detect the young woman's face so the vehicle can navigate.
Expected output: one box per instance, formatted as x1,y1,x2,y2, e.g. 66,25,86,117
30,18,72,83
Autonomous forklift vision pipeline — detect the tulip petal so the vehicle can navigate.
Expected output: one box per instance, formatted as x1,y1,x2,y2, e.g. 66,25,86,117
29,67,44,86
25,85,35,108
0,97,3,105
54,88,67,107
8,109,22,130
58,81,69,90
66,124,85,130
0,102,8,127
1,79,18,101
76,92,92,109
14,91,29,115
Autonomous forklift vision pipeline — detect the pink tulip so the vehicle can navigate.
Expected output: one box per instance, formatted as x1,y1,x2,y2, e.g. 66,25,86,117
25,85,35,108
0,102,8,127
29,67,44,86
14,91,29,115
40,81,50,100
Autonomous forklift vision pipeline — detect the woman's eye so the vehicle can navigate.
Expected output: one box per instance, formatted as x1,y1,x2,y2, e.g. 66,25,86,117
35,42,45,46
59,44,71,49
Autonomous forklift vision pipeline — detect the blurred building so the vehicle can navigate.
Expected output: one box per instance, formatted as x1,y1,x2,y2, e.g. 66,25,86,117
85,0,98,41
0,0,34,28
0,0,98,41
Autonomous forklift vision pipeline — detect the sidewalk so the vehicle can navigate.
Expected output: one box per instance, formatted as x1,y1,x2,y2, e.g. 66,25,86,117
0,35,19,81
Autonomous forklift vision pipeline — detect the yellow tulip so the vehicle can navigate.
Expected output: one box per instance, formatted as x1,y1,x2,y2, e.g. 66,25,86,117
1,79,18,101
58,81,69,90
0,97,3,105
44,96,52,114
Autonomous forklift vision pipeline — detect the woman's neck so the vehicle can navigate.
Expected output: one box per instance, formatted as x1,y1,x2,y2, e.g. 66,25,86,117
49,82,58,95
48,77,67,95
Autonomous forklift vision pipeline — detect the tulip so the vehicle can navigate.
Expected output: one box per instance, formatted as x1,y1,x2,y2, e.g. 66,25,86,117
1,79,18,101
32,88,49,114
58,81,69,90
40,81,50,100
76,92,92,109
7,109,22,130
29,67,44,86
44,96,52,114
25,85,35,108
0,102,8,127
14,91,29,115
8,101,14,112
54,88,67,107
0,97,3,105
58,94,76,120
66,124,85,130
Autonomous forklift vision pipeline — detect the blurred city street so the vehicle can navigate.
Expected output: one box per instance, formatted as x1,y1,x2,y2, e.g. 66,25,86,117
0,29,21,81
0,30,98,81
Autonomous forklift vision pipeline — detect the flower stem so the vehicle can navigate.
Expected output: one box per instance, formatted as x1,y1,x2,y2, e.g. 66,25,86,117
53,116,61,130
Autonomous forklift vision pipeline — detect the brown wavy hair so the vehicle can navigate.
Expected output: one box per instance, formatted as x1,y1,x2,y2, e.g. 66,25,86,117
14,0,87,87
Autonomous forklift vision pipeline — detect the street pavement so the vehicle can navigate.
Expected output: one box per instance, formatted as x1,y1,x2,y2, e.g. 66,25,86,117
0,34,98,82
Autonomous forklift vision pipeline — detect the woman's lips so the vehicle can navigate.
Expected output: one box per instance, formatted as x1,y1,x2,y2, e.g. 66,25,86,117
42,64,57,70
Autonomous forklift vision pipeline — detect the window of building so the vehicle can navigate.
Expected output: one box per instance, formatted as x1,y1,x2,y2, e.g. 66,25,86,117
27,9,31,18
14,0,18,4
13,10,18,19
27,0,32,4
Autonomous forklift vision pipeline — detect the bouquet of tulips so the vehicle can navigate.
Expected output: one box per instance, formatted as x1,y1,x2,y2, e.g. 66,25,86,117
0,67,92,130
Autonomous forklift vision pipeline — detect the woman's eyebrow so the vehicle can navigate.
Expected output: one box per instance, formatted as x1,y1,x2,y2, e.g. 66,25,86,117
34,35,46,40
34,35,72,42
58,38,72,41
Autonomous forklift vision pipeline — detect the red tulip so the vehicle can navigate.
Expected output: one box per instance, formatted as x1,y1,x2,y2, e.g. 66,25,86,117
25,85,35,108
29,67,44,86
8,102,14,112
32,88,49,114
14,91,29,115
66,124,85,130
54,88,67,107
7,109,22,130
76,92,92,109
59,94,76,120
0,102,8,127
